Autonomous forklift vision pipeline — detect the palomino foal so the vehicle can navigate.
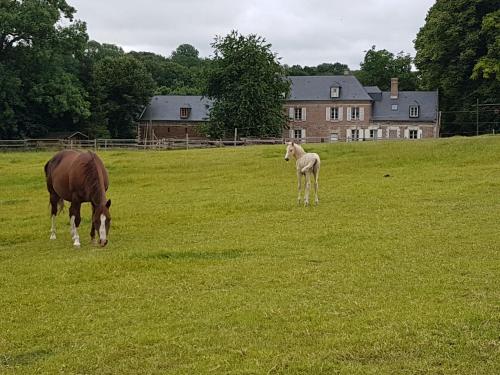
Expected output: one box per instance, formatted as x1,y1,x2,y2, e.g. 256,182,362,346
284,142,320,205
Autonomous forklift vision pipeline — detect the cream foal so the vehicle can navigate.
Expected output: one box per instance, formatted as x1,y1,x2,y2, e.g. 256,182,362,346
284,142,320,205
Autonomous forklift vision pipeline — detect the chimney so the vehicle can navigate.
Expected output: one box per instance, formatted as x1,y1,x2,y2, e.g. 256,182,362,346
390,78,399,99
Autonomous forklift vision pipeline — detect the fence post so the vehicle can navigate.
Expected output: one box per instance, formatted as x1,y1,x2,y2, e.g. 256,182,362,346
186,132,189,150
94,139,97,150
234,128,237,146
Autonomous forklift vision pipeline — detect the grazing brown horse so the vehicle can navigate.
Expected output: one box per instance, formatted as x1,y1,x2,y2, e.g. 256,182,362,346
44,150,111,247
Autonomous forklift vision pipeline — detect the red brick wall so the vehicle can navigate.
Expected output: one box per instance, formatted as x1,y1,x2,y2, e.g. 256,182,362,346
139,121,205,139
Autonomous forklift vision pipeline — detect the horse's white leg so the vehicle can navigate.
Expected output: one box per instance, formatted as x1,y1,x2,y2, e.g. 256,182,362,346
70,215,80,248
296,169,302,204
50,215,56,240
304,172,311,206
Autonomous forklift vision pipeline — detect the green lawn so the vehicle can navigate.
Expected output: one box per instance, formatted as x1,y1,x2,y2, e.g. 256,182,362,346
0,137,499,374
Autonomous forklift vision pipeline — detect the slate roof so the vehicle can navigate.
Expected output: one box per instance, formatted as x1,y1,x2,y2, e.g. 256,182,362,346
140,96,212,122
288,76,373,101
372,91,438,122
364,86,382,101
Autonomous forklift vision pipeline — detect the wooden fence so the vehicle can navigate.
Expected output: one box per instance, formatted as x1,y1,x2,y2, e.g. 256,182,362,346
0,134,421,151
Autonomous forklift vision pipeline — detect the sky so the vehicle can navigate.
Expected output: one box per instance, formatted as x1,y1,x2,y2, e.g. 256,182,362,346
68,0,436,69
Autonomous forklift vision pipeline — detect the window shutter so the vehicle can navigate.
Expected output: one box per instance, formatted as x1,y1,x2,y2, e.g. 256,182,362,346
359,107,365,121
377,129,383,139
301,128,306,140
347,107,351,121
418,129,423,139
346,128,351,141
339,107,344,121
288,107,294,120
301,107,307,121
326,107,331,121
289,129,294,139
404,129,409,138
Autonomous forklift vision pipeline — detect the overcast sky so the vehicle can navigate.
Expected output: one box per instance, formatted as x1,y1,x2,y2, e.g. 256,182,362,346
69,0,435,69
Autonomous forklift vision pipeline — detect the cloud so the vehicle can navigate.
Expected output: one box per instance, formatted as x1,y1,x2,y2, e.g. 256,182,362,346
70,0,434,68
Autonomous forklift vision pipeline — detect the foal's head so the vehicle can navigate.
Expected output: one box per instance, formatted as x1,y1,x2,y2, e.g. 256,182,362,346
284,142,297,161
93,199,111,247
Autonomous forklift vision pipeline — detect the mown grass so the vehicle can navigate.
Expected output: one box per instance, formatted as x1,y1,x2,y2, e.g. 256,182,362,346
0,137,499,374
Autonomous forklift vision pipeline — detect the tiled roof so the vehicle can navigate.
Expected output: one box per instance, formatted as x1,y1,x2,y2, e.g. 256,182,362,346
140,96,212,122
288,76,373,101
372,92,438,122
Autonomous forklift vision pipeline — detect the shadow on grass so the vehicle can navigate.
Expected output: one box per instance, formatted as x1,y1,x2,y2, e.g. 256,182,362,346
0,349,53,367
132,249,244,261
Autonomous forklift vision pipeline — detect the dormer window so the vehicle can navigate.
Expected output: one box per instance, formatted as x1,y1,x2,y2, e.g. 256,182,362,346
180,107,191,119
330,86,340,98
409,105,419,118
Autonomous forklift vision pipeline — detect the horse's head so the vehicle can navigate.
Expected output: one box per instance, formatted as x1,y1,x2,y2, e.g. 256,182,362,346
93,199,111,247
284,142,296,161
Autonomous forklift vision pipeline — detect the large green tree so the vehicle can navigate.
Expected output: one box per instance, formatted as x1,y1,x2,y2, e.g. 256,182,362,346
415,0,500,134
204,31,290,138
92,55,155,138
0,0,90,138
355,46,419,90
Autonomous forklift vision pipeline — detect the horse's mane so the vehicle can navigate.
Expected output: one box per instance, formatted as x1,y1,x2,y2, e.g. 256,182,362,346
81,152,105,203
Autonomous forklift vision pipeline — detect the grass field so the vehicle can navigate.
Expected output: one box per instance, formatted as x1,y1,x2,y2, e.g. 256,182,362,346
0,137,499,374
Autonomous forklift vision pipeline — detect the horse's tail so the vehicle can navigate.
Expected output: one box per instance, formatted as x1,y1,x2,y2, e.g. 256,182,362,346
44,161,50,178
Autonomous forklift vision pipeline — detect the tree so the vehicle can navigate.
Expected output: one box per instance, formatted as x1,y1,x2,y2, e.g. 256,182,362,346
92,55,155,138
0,0,90,138
204,31,290,138
355,46,418,90
171,44,201,67
415,0,500,134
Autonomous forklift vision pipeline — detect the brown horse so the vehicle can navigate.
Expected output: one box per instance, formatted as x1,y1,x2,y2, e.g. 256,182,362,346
44,150,111,247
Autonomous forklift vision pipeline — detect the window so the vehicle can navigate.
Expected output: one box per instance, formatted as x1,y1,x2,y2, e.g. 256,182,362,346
294,129,302,139
391,104,398,111
409,129,418,139
180,107,190,119
351,107,360,120
331,107,339,120
369,129,378,139
409,105,419,118
330,86,340,98
351,129,360,141
294,108,302,121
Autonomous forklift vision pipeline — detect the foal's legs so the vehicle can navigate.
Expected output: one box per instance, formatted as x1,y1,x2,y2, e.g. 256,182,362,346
296,169,303,205
49,193,59,240
304,171,311,206
69,201,82,247
313,164,320,205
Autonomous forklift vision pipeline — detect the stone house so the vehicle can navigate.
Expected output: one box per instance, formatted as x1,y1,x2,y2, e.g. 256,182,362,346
285,76,439,141
138,95,212,141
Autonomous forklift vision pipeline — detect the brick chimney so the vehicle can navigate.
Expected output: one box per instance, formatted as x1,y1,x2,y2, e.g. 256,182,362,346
390,78,399,99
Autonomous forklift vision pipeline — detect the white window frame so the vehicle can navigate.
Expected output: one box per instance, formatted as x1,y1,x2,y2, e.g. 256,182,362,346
369,129,378,139
330,86,340,98
331,107,339,121
294,129,302,139
294,108,302,121
409,105,419,118
351,107,360,120
409,129,418,139
391,104,398,111
351,129,360,141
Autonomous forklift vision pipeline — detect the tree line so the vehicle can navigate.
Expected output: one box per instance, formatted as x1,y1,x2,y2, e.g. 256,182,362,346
0,0,498,139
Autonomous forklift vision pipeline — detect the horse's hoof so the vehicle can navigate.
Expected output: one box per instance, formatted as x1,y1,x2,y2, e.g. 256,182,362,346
73,241,81,248
49,234,56,240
